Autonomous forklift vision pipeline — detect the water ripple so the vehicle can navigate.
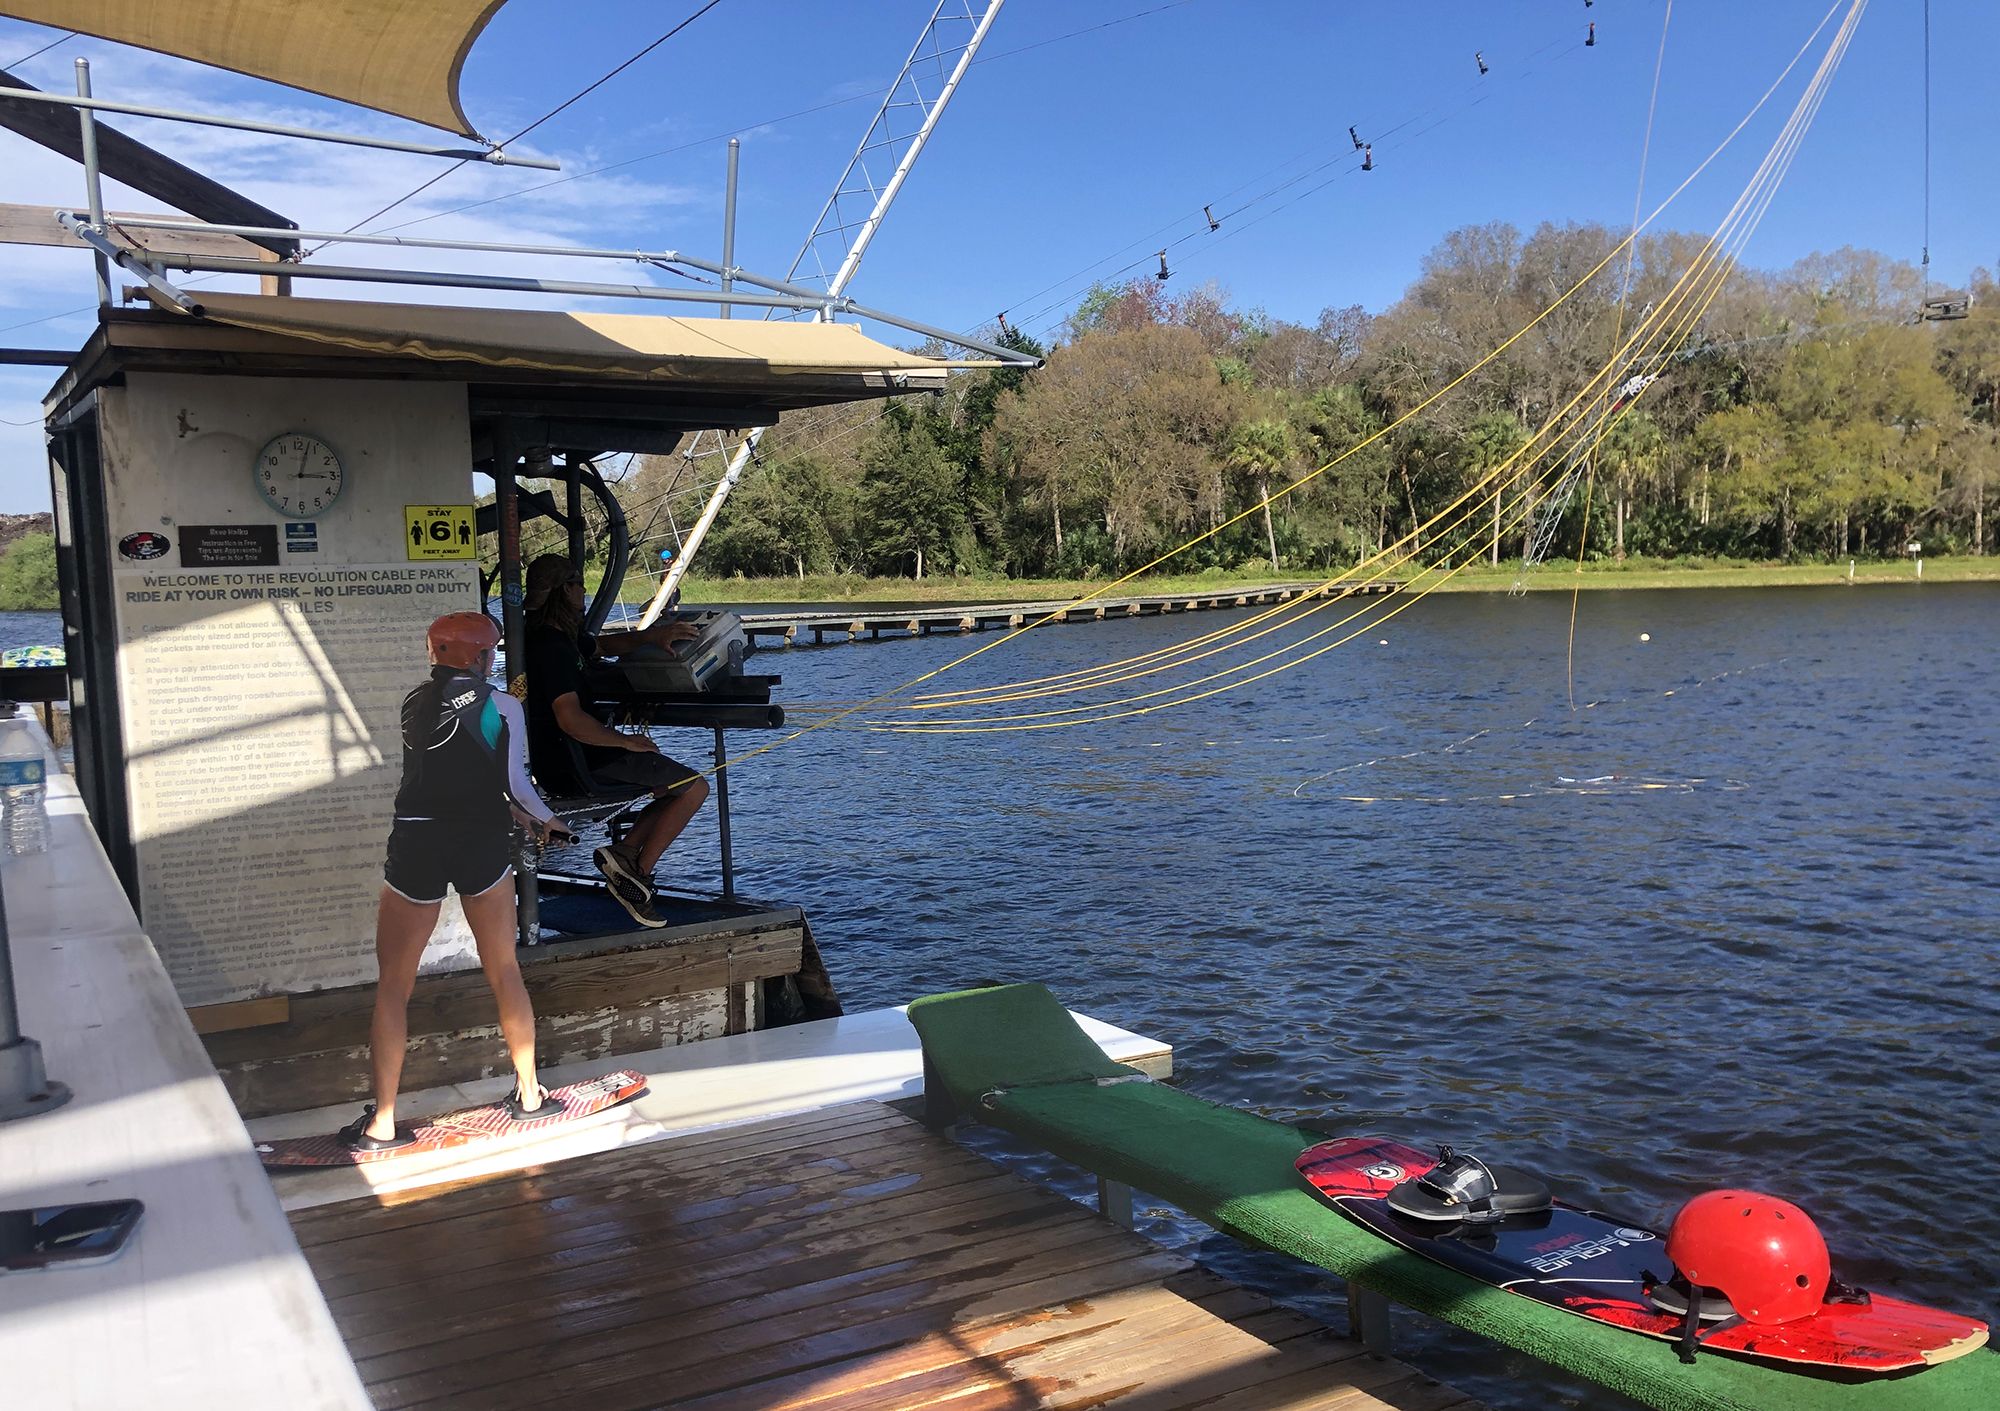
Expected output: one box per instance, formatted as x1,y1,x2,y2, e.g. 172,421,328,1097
696,584,1997,1411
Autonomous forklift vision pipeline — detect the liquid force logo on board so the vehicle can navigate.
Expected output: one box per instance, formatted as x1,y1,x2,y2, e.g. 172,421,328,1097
1526,1228,1656,1275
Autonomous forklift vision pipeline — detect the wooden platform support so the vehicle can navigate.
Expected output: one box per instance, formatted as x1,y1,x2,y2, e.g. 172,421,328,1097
738,579,1402,649
287,1102,1482,1411
202,902,804,1117
1098,1173,1136,1229
1350,1280,1395,1356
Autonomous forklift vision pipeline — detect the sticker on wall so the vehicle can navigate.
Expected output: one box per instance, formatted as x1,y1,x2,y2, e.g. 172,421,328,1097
285,522,319,554
405,504,477,561
180,524,279,568
119,530,171,561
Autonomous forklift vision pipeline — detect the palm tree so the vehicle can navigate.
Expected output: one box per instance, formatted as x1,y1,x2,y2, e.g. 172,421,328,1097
1599,413,1663,560
1226,418,1296,570
1462,412,1528,565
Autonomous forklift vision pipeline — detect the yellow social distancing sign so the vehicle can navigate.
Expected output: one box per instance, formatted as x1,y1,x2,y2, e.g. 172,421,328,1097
405,504,477,560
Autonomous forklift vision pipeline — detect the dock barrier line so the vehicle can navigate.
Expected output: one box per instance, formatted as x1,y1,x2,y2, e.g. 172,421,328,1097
730,581,1402,648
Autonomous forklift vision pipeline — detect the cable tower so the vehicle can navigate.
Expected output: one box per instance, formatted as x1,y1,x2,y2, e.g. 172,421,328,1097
638,1,1006,624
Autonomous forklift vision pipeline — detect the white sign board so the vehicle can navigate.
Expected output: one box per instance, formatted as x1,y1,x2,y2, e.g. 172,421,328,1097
97,372,484,1006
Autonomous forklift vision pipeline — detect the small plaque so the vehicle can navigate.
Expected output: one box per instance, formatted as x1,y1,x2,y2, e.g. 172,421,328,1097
405,504,477,561
180,524,279,568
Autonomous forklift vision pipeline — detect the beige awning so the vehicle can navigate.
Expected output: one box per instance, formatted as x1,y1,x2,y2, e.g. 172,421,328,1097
173,291,962,382
0,0,504,135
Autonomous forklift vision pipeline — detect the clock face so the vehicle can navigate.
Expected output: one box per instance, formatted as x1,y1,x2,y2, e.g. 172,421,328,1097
255,433,345,518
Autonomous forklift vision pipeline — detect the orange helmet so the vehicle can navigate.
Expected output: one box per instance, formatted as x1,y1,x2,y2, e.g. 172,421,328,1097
1666,1189,1831,1324
427,612,500,671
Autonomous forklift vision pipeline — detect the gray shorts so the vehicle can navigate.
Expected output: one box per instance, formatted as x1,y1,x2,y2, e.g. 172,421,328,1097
592,750,703,798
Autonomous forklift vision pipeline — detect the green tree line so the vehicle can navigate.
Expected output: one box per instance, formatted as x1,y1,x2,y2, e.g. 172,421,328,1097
637,222,2000,581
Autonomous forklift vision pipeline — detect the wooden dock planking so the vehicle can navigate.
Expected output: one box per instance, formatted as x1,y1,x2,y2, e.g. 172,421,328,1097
293,1102,1478,1411
738,580,1401,649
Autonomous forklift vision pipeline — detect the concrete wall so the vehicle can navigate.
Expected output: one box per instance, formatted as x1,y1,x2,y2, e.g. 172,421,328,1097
96,372,484,1006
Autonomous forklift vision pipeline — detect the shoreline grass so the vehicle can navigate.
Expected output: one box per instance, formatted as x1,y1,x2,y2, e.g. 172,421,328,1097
644,555,2000,606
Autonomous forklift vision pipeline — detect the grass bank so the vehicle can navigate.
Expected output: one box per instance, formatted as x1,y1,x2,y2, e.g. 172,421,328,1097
646,556,2000,606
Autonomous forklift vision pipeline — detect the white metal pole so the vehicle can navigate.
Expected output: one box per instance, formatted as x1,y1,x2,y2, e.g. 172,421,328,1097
74,59,110,308
821,0,1003,298
720,138,739,319
638,0,1006,626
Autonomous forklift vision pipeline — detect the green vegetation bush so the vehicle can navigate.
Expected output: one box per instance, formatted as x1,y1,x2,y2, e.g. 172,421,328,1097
504,228,2000,588
0,532,58,611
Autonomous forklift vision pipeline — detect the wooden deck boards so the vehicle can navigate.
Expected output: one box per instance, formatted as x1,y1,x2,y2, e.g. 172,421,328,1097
291,1102,1479,1411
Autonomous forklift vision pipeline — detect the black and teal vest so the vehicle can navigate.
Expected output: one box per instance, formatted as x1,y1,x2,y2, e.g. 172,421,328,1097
394,666,510,823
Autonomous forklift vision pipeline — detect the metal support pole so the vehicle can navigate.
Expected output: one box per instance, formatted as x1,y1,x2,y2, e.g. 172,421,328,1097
712,726,733,900
720,138,739,319
494,427,539,947
74,59,109,308
637,1,1010,624
564,454,586,572
580,461,630,638
0,862,74,1122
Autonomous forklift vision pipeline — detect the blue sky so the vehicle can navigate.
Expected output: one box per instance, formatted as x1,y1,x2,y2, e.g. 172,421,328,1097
1,0,1990,509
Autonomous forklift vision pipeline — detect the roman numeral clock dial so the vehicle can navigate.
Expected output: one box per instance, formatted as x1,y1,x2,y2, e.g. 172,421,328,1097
254,433,345,518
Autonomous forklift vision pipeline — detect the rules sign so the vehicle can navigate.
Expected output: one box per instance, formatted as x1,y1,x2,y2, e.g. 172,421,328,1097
405,504,477,560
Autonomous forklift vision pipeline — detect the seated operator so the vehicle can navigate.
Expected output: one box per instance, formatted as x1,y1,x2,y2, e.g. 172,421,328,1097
521,553,710,929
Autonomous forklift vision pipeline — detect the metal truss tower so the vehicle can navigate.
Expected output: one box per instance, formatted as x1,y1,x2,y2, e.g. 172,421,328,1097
639,0,1006,624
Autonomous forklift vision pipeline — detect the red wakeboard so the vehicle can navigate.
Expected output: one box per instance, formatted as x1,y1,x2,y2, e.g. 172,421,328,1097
256,1070,648,1168
1297,1136,1988,1375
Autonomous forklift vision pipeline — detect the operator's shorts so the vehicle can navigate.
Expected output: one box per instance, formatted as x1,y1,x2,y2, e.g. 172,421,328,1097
383,819,512,904
590,750,703,798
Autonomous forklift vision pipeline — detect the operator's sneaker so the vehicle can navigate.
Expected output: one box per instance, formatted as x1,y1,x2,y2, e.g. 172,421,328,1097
605,873,668,929
594,844,651,896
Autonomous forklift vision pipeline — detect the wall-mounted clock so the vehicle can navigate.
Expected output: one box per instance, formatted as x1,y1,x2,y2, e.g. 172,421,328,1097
254,433,345,518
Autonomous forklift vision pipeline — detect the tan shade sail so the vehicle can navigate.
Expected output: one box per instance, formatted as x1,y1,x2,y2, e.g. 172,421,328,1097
174,292,962,383
0,0,505,135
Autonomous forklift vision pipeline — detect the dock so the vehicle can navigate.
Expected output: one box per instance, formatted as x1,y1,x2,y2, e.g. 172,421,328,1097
734,580,1400,648
6,707,1482,1411
290,1101,1482,1411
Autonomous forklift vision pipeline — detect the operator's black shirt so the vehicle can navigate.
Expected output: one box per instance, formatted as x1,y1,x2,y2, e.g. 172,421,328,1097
523,626,617,795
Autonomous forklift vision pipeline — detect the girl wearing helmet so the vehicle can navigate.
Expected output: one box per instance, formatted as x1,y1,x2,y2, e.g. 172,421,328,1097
345,611,575,1152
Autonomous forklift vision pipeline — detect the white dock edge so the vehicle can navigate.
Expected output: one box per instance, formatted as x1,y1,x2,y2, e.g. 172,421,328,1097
0,720,371,1411
256,1003,1174,1213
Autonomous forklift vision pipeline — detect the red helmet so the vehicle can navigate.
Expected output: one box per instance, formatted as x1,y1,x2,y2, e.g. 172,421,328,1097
1666,1189,1830,1324
427,612,500,670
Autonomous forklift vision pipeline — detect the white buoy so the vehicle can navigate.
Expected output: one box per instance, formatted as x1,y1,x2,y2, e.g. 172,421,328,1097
1639,633,1650,642
1378,639,1388,646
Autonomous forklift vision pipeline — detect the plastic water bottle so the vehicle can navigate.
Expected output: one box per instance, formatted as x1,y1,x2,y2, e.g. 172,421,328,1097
0,708,49,856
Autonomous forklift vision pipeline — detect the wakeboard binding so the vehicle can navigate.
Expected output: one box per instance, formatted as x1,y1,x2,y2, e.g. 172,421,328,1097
1295,1136,1989,1375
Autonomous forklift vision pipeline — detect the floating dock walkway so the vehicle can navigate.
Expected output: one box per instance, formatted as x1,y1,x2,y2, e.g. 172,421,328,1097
735,580,1400,648
290,1100,1482,1411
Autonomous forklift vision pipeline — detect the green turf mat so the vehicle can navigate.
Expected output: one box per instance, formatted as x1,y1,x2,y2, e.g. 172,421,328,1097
906,984,1997,1411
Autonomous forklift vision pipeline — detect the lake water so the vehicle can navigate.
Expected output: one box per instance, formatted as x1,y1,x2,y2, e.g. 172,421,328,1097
688,582,1997,1411
25,582,1995,1407
0,610,62,653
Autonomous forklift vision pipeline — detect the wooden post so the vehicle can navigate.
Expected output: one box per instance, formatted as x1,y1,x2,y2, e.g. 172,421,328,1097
1348,1282,1392,1355
257,246,291,297
921,1049,959,1129
1096,1175,1134,1229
